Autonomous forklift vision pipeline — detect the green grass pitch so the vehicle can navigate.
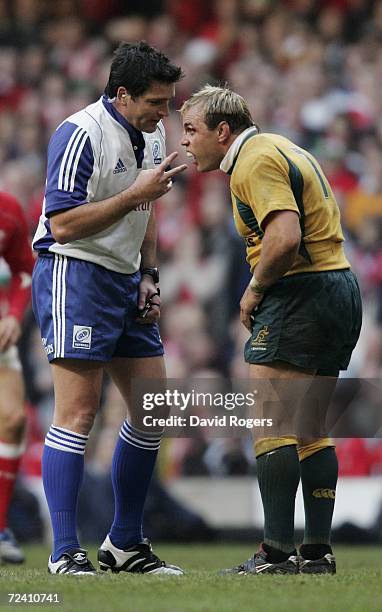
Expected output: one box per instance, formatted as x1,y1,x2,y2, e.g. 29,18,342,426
1,544,382,612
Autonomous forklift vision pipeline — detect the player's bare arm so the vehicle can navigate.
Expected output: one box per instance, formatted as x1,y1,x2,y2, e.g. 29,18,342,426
240,210,301,331
0,316,22,353
0,195,34,351
50,152,187,244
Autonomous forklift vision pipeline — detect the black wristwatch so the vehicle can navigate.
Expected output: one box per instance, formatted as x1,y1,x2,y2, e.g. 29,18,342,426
140,267,159,284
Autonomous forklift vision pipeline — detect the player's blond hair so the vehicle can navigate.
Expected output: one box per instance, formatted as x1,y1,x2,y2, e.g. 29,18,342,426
180,85,256,134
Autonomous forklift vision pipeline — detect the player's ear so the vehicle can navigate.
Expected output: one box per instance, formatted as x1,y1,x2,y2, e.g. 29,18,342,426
217,121,231,143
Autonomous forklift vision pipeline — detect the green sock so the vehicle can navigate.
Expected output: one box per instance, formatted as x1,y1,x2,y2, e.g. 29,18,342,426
300,447,338,545
256,445,300,553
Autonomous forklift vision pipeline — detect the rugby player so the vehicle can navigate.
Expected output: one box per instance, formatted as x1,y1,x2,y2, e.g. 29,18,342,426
180,85,362,575
32,42,186,575
0,192,34,564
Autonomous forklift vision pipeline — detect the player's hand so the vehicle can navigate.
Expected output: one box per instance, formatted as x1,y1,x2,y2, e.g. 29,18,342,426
129,152,187,203
136,276,161,325
240,284,264,332
0,315,22,352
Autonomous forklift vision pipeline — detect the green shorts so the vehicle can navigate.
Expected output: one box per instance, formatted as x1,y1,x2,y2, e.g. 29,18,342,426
244,269,362,373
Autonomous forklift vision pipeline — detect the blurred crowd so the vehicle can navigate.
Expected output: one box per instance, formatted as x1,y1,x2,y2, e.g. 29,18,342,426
1,0,382,490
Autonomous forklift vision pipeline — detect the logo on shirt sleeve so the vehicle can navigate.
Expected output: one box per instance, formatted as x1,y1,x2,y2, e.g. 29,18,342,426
72,325,92,349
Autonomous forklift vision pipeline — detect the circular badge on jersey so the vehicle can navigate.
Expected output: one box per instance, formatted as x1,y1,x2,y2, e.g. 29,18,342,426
75,328,91,343
152,140,162,165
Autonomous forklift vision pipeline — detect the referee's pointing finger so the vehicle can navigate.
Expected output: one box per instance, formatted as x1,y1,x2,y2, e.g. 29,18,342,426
159,152,187,178
164,164,187,179
159,151,179,169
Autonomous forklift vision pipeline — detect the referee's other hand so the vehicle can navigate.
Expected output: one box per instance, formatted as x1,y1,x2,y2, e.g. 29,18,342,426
136,276,161,325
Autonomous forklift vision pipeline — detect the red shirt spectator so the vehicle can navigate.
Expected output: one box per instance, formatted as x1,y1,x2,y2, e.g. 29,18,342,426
0,192,35,322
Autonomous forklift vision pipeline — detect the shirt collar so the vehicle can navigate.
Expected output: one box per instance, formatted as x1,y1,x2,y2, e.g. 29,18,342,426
102,95,145,167
220,126,259,175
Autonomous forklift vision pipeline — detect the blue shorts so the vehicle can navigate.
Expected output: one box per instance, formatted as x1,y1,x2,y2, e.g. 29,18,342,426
32,254,164,362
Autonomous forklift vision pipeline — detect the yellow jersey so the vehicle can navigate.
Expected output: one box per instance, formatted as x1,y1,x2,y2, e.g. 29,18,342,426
220,129,350,275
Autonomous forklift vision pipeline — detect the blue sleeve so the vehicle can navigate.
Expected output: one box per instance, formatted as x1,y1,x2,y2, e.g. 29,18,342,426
44,121,95,216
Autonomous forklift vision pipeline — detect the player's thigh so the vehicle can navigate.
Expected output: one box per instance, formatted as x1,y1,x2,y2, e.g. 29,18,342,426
107,355,167,426
249,360,316,440
297,370,339,444
51,358,105,434
0,365,25,439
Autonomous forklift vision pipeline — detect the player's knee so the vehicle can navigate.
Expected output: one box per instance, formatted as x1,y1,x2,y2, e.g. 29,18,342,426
2,406,26,440
71,412,95,435
254,436,297,458
297,437,334,461
58,410,96,436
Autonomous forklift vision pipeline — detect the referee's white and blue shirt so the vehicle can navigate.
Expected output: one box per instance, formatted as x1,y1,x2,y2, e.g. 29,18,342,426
33,95,166,273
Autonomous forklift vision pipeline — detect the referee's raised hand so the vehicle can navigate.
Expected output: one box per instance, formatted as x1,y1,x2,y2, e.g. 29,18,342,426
129,152,187,202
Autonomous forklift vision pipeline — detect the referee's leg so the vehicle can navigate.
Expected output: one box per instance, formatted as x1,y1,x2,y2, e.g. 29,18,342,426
44,359,104,561
105,356,166,549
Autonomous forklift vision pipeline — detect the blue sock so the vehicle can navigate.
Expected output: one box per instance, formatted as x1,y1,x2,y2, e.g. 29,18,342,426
109,421,162,549
42,426,88,561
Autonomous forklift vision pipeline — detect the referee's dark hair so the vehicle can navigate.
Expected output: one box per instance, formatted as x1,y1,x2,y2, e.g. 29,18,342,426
105,41,183,99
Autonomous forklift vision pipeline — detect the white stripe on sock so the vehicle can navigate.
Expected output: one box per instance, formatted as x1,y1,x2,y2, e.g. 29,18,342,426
122,423,161,446
119,429,161,450
0,440,25,459
46,433,86,451
45,439,85,455
45,426,88,455
119,421,162,451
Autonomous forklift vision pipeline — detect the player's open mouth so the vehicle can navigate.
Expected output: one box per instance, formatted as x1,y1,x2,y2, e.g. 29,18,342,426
186,151,197,163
